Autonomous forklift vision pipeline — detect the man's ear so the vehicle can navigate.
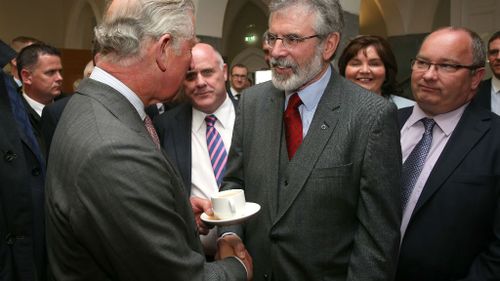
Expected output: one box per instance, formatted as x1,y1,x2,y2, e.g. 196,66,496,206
322,32,340,61
20,68,31,85
471,67,485,90
156,34,172,72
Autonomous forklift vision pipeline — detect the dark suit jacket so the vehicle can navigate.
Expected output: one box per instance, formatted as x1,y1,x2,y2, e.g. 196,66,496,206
153,96,237,194
222,71,402,281
42,93,169,158
45,78,246,281
475,78,492,111
0,73,46,281
22,97,46,159
396,101,500,281
41,96,71,157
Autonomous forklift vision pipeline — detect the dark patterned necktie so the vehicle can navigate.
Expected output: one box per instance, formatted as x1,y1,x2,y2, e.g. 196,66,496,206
284,93,303,160
143,115,160,150
401,118,435,209
205,115,228,187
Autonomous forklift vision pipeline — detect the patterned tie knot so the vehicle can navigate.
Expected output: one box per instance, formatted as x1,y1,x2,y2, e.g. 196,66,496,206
205,114,217,127
288,93,302,110
421,118,435,135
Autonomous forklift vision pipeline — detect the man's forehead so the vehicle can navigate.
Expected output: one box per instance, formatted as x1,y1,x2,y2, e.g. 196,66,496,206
232,67,247,74
269,6,315,34
489,38,500,49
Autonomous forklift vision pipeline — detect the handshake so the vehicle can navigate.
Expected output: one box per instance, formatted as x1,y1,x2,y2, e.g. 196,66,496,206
191,195,254,281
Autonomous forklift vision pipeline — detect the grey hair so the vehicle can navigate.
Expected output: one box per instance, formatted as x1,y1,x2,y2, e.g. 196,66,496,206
268,0,344,36
426,27,486,69
95,0,194,63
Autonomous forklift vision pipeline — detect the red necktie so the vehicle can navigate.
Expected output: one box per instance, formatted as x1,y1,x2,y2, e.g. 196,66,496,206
284,93,303,159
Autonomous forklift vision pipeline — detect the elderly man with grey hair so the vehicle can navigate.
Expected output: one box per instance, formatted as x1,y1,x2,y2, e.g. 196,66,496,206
213,0,402,280
44,1,252,280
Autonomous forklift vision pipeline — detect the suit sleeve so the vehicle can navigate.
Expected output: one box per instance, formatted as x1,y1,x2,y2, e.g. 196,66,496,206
72,141,246,281
347,102,402,281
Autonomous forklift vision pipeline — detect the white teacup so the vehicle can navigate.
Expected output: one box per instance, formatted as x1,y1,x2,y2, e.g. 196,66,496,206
211,189,246,220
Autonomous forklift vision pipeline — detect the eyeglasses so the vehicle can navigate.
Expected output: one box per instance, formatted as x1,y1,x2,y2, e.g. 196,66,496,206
264,32,321,49
410,58,482,74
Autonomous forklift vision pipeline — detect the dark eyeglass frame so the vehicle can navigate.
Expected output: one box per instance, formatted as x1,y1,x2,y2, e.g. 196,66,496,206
264,32,322,49
410,58,482,74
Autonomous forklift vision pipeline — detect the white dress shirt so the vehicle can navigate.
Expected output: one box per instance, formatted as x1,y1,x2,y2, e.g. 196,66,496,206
490,76,500,115
23,92,45,117
230,87,239,100
399,103,467,237
190,95,235,254
284,65,331,137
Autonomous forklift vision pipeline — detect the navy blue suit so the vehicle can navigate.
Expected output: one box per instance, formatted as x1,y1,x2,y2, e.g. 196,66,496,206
396,101,500,281
475,78,493,112
0,72,46,281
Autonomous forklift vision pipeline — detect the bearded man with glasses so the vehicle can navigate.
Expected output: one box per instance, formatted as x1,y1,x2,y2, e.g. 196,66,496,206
397,27,500,281
211,0,403,280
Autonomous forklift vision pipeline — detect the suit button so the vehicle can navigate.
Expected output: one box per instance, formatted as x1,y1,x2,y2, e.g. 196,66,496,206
263,274,269,280
5,233,15,245
284,180,288,186
32,167,41,176
4,151,17,162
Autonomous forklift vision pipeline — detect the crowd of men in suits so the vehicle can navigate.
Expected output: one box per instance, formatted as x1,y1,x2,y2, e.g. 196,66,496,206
1,0,500,280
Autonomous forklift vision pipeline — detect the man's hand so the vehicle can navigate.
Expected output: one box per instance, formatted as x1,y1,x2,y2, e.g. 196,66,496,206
190,196,213,235
216,234,253,280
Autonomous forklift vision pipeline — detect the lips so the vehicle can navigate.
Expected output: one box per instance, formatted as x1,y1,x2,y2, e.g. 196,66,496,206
418,84,439,93
356,77,373,82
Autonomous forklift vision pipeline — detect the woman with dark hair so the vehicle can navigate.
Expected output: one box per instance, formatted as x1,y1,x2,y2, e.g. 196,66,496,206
338,35,414,108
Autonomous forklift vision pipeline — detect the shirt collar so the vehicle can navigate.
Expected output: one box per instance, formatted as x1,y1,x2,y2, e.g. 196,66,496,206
22,92,45,116
192,94,233,133
405,103,468,137
285,65,331,111
491,75,500,94
89,66,147,120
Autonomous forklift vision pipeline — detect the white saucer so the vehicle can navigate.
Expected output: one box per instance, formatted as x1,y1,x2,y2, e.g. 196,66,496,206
201,202,261,226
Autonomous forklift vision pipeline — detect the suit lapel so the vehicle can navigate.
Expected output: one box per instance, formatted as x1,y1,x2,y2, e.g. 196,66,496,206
172,104,193,193
264,87,286,221
412,102,491,214
273,72,341,225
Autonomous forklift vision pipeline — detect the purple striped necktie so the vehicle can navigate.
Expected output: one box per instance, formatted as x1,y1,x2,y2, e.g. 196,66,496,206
205,114,228,187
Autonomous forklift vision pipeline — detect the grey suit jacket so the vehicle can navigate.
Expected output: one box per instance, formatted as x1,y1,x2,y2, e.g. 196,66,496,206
45,78,246,281
222,71,402,281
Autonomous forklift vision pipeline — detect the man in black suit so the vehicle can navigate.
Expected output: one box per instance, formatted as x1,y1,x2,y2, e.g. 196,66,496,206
228,63,248,100
17,44,63,157
154,42,237,257
0,40,47,281
397,27,500,281
476,31,500,115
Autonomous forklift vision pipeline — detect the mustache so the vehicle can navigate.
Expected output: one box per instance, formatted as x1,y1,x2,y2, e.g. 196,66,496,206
270,57,297,70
